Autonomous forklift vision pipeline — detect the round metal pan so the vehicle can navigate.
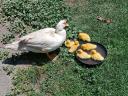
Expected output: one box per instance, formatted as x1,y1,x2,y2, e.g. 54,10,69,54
76,41,107,65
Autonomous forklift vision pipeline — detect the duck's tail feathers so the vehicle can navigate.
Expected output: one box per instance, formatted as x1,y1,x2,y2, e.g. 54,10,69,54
4,41,20,50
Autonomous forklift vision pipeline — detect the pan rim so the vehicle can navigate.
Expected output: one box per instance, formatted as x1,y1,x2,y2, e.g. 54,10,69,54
76,41,108,65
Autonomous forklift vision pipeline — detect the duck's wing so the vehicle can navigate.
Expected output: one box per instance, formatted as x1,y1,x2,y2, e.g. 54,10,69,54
19,36,55,52
4,28,56,52
18,28,56,51
20,28,55,41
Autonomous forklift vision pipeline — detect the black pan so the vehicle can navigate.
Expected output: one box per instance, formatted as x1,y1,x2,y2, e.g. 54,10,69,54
76,41,107,65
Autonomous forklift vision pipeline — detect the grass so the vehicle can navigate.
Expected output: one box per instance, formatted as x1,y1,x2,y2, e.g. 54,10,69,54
0,0,128,96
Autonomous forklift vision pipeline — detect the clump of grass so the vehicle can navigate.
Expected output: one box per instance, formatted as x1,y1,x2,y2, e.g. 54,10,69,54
2,0,71,30
9,67,46,96
1,33,15,44
0,50,9,60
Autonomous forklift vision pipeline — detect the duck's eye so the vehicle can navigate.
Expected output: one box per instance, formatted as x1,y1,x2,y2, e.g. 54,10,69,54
63,22,67,25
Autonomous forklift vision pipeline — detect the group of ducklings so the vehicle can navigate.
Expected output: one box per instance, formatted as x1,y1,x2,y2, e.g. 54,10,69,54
65,32,104,61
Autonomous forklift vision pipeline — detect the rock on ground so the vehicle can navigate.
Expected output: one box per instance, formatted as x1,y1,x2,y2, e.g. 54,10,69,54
0,64,12,96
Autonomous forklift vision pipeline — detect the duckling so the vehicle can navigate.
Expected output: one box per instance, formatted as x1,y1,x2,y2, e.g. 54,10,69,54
81,43,97,51
90,50,104,61
76,49,91,59
68,40,79,53
65,39,74,48
78,32,91,42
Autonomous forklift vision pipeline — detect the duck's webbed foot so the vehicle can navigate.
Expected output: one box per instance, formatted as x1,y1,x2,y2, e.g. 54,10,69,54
46,52,59,62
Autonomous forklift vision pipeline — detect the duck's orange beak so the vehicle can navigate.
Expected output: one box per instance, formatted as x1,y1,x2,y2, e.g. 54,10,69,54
64,20,69,27
65,23,69,27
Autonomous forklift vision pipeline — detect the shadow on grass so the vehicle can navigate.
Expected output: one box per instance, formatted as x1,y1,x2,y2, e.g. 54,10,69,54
2,49,60,66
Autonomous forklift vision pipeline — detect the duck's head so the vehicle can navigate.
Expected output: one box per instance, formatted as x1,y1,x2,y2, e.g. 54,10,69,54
56,20,69,30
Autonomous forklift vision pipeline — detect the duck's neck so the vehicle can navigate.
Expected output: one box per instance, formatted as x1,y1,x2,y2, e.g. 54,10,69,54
55,29,62,33
55,28,66,42
55,27,66,41
55,27,65,34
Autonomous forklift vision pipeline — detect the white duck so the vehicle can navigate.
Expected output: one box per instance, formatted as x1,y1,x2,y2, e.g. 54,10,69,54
4,20,69,60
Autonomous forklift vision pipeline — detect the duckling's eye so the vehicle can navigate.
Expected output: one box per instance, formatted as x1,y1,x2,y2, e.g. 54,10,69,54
77,50,81,54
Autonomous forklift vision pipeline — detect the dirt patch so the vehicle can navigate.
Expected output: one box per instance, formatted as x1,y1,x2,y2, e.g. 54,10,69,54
0,24,8,35
0,12,12,95
0,23,10,46
65,0,87,6
0,65,12,96
65,0,76,6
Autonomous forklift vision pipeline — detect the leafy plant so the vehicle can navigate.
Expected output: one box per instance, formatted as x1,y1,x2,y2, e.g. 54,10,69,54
0,50,9,60
10,67,44,96
2,0,71,29
1,33,15,44
1,0,76,44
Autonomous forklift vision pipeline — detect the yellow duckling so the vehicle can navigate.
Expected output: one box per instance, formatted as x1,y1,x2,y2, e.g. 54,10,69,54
65,39,74,48
68,40,80,53
76,49,91,59
78,32,91,42
90,50,104,61
81,43,97,51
